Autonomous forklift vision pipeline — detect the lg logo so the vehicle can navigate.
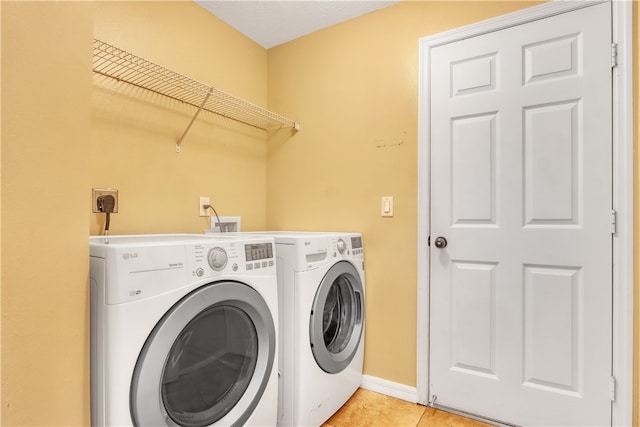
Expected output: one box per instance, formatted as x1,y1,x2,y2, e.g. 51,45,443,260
122,252,139,260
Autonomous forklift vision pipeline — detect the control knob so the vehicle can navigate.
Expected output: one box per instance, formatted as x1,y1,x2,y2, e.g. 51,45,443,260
207,247,228,271
336,238,347,254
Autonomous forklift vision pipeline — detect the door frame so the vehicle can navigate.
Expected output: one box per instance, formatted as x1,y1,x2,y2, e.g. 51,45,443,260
416,1,633,425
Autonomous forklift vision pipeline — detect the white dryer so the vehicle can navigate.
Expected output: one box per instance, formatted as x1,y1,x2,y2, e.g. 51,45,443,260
90,234,278,427
262,232,365,427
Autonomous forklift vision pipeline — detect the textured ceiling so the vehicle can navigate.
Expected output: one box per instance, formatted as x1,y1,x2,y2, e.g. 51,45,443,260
195,1,401,49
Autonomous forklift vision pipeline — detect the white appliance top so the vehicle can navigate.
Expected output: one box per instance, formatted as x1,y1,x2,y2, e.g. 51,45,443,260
243,231,360,244
90,233,250,245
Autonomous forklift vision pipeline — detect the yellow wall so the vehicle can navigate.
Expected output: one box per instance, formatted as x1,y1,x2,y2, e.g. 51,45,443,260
1,1,3,421
633,1,639,425
91,2,271,236
267,0,544,387
1,2,93,425
1,1,638,426
2,1,276,425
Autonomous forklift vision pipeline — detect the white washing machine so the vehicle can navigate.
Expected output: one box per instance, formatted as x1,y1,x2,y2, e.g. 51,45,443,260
257,232,365,427
90,234,278,427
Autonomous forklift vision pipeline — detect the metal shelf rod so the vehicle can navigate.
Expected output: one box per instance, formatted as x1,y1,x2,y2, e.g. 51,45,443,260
92,39,300,151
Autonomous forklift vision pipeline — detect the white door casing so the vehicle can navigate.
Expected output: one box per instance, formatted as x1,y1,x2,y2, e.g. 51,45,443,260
416,1,633,426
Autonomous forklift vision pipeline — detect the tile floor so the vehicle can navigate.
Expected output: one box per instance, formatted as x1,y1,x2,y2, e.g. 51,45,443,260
324,389,492,427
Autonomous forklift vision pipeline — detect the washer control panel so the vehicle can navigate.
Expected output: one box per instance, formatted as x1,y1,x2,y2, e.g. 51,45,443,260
187,238,276,279
93,234,276,305
244,242,275,271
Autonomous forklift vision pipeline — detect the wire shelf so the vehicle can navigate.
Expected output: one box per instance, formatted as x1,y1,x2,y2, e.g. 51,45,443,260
92,39,299,151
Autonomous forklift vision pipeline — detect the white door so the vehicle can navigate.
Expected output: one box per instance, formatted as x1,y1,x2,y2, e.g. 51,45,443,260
429,3,612,426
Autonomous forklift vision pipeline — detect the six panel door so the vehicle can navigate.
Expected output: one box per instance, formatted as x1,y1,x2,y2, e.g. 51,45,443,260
429,3,613,426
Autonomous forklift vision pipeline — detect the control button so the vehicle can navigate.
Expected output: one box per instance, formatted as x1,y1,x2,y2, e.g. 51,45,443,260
207,247,228,271
254,262,261,269
232,263,238,272
269,260,274,267
262,261,268,268
195,268,205,277
337,239,347,254
247,264,253,270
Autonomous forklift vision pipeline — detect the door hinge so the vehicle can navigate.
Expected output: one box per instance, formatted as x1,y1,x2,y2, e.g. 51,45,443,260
611,209,617,234
610,376,616,402
612,43,618,68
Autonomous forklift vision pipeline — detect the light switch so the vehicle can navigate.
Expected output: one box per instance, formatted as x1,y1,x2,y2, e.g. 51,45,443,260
381,196,393,217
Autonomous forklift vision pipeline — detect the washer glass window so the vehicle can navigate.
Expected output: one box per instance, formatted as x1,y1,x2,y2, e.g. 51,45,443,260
162,305,258,426
130,281,276,427
310,261,364,374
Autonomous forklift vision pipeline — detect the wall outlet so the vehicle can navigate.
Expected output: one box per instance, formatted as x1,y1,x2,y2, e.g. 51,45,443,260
92,188,118,213
199,197,210,217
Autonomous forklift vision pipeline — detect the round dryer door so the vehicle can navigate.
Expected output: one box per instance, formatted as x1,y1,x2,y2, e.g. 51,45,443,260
309,260,365,374
130,281,276,427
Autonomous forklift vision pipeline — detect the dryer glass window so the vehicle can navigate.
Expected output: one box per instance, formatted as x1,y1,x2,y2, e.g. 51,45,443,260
324,275,357,354
161,305,258,426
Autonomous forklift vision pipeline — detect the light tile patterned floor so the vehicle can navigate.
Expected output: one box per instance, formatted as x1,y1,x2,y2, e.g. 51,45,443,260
324,389,492,427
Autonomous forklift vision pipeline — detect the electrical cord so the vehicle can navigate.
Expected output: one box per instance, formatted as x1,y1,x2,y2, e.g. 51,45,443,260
97,195,116,236
203,204,222,232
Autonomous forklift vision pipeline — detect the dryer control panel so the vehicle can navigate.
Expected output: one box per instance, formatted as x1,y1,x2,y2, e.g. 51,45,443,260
292,233,364,271
350,235,364,255
330,235,364,259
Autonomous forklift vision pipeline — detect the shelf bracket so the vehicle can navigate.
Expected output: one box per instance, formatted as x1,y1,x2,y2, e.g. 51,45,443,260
176,87,213,153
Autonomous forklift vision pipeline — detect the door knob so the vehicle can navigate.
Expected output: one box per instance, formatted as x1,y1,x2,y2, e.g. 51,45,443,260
434,236,448,249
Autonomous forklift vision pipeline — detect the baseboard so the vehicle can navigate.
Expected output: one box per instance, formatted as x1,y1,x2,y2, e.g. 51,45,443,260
360,375,420,404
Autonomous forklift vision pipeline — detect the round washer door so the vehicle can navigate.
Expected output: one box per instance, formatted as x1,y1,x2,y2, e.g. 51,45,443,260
131,281,276,427
309,261,365,374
